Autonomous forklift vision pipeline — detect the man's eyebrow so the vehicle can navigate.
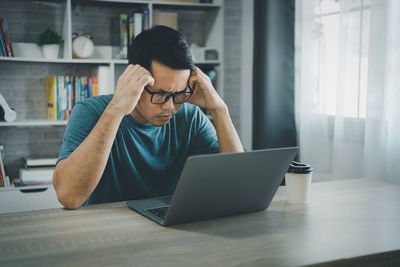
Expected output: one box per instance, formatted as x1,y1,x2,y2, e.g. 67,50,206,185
151,88,169,93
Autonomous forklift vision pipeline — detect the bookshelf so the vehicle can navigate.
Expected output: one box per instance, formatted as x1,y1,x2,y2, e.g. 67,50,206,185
0,0,225,211
1,0,224,124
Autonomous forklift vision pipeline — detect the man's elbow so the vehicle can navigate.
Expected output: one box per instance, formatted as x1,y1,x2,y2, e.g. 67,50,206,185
59,195,83,210
53,172,83,210
54,185,83,210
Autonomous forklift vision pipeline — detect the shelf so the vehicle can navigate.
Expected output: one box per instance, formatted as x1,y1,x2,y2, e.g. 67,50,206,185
91,0,221,8
0,57,220,66
0,57,118,64
0,120,68,127
113,59,129,64
0,183,54,192
194,60,221,65
152,2,221,9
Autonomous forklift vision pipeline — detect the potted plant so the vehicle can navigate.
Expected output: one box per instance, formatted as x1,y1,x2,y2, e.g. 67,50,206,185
36,28,64,59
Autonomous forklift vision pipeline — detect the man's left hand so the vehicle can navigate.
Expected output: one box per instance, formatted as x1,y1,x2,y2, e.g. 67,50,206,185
188,67,226,112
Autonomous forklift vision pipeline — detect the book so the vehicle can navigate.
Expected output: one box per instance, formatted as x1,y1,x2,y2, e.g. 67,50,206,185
111,14,130,59
92,76,98,96
134,12,143,38
75,76,80,104
46,76,58,121
46,75,98,120
70,76,75,108
0,150,5,187
67,75,73,119
115,14,128,59
84,76,89,99
19,167,54,184
128,11,144,59
98,66,111,95
80,76,85,100
128,14,134,49
88,76,93,98
59,76,67,120
0,19,7,56
24,157,58,168
65,76,70,120
0,33,4,56
0,16,13,57
0,145,7,187
0,144,4,161
4,17,14,57
142,7,150,31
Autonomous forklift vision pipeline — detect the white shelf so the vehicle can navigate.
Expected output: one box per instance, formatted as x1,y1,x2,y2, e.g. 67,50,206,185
152,2,221,8
113,59,129,64
92,0,221,8
0,183,54,192
0,57,117,64
0,57,220,66
0,120,68,127
195,60,221,65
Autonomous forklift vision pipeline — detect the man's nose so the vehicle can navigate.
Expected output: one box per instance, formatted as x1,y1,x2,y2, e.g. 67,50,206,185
161,96,175,110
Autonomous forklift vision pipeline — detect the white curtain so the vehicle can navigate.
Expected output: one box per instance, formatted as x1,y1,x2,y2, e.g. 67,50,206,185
295,0,400,183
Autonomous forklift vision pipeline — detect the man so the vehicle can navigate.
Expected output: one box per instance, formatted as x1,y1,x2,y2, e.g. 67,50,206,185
53,26,243,209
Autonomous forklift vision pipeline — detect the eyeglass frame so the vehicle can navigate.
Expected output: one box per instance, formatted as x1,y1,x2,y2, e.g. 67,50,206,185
144,83,194,104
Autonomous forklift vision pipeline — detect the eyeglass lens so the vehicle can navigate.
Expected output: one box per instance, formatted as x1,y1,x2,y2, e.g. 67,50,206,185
152,88,192,104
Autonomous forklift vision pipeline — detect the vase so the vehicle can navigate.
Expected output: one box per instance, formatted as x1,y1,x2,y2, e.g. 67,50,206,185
42,44,60,59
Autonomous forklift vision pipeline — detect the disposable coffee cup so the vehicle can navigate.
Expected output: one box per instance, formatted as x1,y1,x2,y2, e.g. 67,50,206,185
285,161,313,204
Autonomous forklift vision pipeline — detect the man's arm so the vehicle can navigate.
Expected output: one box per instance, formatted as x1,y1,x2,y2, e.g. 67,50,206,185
53,65,154,209
209,105,243,153
188,67,244,153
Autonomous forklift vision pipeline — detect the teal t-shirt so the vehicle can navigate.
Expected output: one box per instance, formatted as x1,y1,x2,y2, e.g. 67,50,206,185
57,95,219,205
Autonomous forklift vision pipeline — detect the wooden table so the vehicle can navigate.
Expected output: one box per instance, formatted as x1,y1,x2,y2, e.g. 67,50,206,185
1,179,399,266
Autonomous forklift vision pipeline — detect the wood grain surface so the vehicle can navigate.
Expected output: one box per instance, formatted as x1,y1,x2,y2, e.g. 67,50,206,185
1,179,399,266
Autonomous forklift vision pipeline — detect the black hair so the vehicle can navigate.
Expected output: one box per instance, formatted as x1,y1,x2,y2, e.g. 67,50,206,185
129,25,195,72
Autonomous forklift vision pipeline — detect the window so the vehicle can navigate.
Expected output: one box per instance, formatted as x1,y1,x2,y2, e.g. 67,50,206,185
315,0,370,118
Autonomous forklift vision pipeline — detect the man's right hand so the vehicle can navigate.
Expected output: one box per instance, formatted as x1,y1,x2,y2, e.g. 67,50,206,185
109,64,154,116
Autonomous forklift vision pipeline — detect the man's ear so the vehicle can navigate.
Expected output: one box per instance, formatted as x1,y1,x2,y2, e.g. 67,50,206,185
191,81,197,91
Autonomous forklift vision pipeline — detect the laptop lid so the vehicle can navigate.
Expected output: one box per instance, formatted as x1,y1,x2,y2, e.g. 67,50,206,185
161,147,298,226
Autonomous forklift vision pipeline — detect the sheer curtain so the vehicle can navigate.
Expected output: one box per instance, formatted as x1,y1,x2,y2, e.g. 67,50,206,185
295,0,400,183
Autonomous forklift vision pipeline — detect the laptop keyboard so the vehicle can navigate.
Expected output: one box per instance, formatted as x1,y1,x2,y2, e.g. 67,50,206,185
146,206,169,219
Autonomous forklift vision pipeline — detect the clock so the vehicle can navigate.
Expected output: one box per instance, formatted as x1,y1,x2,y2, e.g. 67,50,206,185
72,35,94,59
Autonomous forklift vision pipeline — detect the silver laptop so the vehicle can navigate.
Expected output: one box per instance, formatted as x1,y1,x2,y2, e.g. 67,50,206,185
127,147,298,226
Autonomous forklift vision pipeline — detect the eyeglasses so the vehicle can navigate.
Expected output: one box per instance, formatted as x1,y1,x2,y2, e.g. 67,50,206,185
144,86,193,104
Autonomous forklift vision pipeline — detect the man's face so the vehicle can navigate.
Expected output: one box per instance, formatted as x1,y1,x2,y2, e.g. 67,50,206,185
131,61,191,127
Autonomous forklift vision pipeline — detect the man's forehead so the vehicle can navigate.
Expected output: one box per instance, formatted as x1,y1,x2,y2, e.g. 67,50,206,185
150,61,190,92
150,61,191,74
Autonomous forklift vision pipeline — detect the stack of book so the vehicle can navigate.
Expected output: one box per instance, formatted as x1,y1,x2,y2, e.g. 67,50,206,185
46,75,98,121
111,8,150,59
18,157,58,185
0,16,14,57
0,144,11,187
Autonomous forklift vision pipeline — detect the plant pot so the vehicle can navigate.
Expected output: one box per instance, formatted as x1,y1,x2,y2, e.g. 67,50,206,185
42,44,60,59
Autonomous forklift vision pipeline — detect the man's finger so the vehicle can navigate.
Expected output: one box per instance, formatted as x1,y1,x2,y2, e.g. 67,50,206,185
121,64,135,77
137,75,155,88
127,64,143,79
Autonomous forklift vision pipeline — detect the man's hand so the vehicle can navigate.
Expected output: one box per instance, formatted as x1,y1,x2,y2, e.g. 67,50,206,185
188,67,226,113
109,64,154,116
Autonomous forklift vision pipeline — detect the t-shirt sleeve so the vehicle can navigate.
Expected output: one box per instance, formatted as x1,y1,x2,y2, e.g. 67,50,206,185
189,108,220,155
57,101,100,163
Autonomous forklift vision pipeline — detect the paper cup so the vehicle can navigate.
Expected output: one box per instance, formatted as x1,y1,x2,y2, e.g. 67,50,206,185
285,161,313,204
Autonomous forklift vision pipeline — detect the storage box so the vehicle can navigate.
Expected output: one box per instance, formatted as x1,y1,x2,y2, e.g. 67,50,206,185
152,0,197,2
153,11,178,30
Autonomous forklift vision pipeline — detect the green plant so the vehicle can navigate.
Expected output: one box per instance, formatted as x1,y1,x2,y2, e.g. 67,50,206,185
36,28,64,47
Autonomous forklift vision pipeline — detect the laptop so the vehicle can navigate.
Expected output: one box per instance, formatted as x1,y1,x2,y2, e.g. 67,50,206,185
127,147,298,226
